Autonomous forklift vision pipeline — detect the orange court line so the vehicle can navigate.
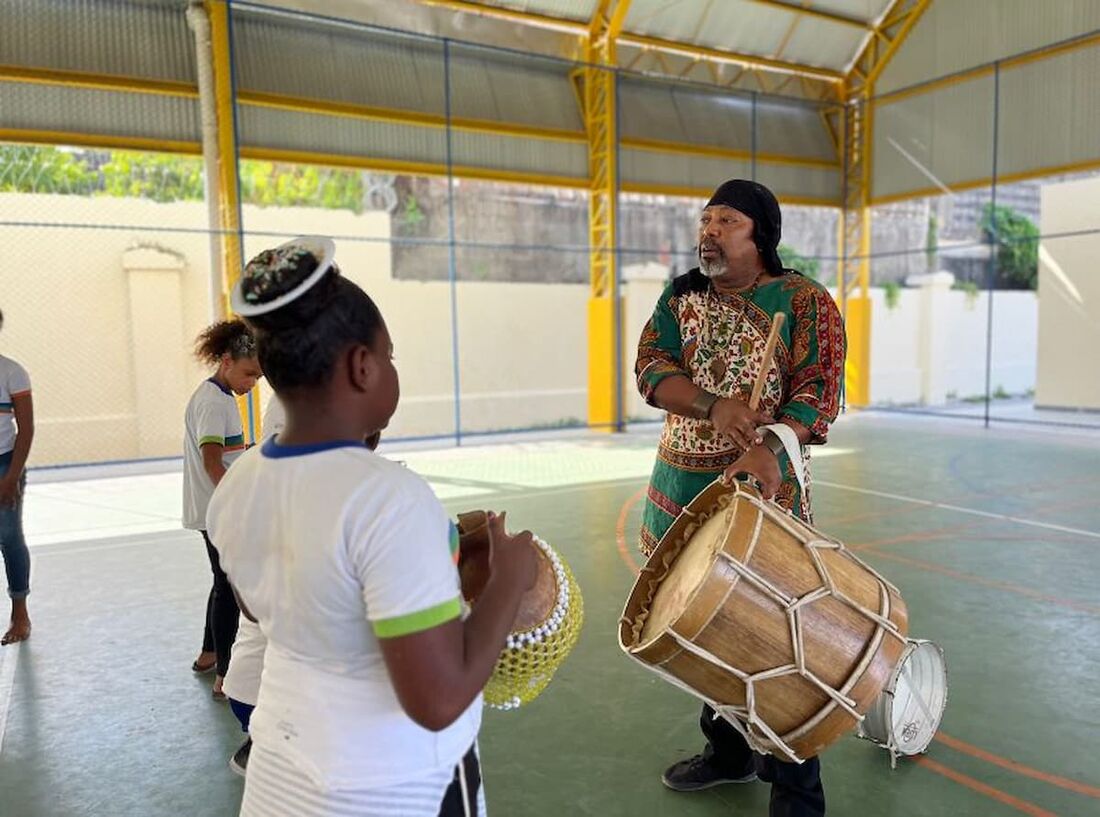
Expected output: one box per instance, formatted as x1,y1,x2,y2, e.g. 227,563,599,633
864,548,1100,615
615,487,645,576
915,757,1059,817
936,732,1100,800
611,485,1099,801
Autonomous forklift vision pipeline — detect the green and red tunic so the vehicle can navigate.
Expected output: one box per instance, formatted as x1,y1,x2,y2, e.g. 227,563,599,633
635,268,846,555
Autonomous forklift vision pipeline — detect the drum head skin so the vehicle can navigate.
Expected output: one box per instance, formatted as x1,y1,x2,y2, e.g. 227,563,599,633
862,640,947,758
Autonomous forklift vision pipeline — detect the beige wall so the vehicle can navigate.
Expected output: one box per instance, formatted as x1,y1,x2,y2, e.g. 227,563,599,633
0,193,596,465
1037,178,1100,411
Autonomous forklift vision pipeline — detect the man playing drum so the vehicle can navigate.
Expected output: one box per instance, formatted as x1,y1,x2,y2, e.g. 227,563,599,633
634,179,846,816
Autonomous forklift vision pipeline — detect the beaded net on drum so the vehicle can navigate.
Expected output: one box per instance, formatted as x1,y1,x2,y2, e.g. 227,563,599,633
485,535,584,710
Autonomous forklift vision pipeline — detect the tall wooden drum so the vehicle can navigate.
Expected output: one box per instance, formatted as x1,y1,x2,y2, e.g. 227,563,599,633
619,479,909,762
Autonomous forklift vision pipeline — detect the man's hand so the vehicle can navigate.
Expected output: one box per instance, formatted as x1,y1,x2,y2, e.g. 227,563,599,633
0,474,20,507
722,444,782,499
710,398,774,451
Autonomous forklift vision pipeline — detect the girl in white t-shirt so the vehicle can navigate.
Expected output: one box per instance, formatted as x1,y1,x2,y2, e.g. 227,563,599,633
0,307,34,646
183,320,262,697
207,237,536,816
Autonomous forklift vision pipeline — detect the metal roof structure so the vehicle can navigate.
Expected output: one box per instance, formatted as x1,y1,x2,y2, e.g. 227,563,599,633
1,0,1099,207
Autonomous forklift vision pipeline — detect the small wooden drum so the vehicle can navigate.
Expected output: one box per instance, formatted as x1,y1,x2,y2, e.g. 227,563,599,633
619,479,909,762
859,639,947,765
457,511,583,710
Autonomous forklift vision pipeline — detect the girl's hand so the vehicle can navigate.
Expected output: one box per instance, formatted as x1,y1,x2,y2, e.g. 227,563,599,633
486,511,537,592
0,475,20,507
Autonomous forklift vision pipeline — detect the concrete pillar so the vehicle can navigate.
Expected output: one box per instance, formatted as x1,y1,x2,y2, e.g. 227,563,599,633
124,246,188,458
906,271,956,406
622,262,670,423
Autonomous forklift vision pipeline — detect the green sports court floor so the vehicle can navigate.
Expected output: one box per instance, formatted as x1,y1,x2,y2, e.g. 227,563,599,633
1,412,1098,816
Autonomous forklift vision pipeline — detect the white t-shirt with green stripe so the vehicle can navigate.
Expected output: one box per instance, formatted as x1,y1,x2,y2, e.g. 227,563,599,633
182,378,246,530
206,437,479,791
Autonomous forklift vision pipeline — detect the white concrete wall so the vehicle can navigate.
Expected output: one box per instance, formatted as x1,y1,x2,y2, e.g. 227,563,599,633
1037,177,1100,410
0,193,590,465
0,192,1051,467
869,284,1037,405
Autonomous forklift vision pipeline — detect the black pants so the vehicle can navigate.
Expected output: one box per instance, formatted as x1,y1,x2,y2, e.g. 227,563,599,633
200,531,239,677
701,705,826,817
438,745,482,816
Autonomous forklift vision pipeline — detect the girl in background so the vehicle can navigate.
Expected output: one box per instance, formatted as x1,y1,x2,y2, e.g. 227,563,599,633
0,307,34,646
183,320,261,698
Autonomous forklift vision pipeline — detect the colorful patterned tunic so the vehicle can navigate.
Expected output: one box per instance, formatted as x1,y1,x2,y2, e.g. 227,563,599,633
635,269,846,555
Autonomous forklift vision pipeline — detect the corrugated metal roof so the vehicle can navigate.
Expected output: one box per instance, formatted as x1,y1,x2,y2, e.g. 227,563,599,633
450,130,587,178
812,0,891,24
231,8,448,117
996,45,1100,182
872,73,997,201
754,97,837,160
619,77,754,148
0,81,200,143
487,0,597,22
619,76,836,162
237,105,448,166
446,43,584,130
623,0,861,73
2,0,195,82
877,0,1100,96
621,145,840,203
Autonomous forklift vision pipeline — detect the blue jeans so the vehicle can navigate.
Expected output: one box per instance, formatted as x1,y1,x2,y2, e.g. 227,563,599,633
0,451,30,599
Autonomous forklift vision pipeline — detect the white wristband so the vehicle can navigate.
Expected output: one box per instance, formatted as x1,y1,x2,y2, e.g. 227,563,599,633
760,423,807,495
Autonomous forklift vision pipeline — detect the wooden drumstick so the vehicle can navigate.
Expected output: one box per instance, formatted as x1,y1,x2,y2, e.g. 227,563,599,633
748,312,785,411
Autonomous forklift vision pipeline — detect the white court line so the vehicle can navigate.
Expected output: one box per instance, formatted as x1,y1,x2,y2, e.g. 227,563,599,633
0,645,19,756
815,480,1100,541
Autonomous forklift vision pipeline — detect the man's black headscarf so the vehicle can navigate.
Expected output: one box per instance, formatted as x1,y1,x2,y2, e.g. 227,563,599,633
705,179,785,277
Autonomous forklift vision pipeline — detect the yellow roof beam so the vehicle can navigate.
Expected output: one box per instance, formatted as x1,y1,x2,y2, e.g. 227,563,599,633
0,65,839,169
622,136,839,171
619,32,844,82
846,0,931,93
0,64,197,98
408,0,845,84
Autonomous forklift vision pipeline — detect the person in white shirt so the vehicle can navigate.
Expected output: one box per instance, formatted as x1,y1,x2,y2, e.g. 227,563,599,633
224,391,383,778
208,237,536,816
0,307,34,646
183,320,262,698
223,391,281,776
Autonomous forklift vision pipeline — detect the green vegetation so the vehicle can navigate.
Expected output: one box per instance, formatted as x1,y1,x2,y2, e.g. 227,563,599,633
980,203,1039,290
777,244,820,280
1,145,367,211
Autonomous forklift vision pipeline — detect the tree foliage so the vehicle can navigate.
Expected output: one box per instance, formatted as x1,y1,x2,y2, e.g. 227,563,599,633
980,203,1039,290
1,145,366,211
777,243,820,280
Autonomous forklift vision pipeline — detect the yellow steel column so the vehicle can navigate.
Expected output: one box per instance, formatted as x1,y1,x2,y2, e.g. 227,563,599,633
840,0,930,407
206,0,256,441
839,87,873,407
585,0,631,431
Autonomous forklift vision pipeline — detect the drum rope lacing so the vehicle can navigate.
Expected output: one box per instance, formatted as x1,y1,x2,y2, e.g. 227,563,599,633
622,481,909,763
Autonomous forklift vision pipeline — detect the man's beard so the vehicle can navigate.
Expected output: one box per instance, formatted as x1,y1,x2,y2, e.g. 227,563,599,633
699,243,727,277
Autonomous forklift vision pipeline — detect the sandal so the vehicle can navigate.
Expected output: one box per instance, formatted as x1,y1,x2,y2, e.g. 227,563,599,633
192,656,217,674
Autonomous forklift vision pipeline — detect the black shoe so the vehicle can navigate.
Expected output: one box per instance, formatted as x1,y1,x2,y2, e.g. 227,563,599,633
229,738,252,778
661,753,758,792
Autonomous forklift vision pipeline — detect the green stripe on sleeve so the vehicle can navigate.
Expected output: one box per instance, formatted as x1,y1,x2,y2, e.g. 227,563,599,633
199,435,225,447
372,597,462,639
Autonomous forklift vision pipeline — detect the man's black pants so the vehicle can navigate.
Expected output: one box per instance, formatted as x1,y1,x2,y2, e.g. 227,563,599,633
700,704,826,817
